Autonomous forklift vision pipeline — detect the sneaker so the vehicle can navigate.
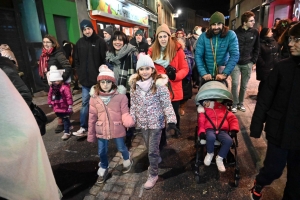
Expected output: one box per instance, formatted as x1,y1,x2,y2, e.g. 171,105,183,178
216,155,226,172
122,159,133,173
250,181,263,200
231,106,237,113
204,153,214,166
238,104,246,112
55,124,64,133
97,167,109,184
144,175,158,189
61,133,71,140
72,127,87,137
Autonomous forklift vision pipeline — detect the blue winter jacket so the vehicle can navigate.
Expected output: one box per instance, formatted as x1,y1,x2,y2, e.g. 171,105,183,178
195,29,239,77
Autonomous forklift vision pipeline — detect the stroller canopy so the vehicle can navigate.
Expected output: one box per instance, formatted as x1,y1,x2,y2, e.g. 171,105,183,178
195,81,233,105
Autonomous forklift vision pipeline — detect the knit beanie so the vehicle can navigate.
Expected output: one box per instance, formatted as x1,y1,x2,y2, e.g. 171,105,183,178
49,66,63,82
135,29,144,36
156,23,171,36
97,65,116,83
209,11,225,25
103,26,113,36
260,28,270,39
136,53,155,70
80,19,93,32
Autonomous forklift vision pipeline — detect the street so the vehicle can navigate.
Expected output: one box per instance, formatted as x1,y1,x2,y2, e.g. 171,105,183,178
34,71,286,200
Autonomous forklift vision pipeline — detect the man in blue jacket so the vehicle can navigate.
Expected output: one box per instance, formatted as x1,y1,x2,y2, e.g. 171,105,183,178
195,11,239,82
232,11,259,113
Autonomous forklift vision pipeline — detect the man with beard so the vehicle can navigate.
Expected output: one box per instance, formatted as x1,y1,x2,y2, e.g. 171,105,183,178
73,19,107,136
231,11,259,113
195,11,239,83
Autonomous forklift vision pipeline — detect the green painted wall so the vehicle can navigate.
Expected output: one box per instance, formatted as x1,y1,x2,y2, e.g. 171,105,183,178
42,0,80,43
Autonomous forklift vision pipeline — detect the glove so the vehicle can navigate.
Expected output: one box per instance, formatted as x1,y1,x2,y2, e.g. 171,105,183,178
202,74,212,81
230,130,238,137
67,105,73,113
165,65,176,81
166,123,180,134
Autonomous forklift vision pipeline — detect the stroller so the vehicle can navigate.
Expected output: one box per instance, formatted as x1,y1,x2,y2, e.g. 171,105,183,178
193,81,240,187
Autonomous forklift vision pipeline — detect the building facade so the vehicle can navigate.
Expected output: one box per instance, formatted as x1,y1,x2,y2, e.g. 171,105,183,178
176,7,196,34
157,0,176,33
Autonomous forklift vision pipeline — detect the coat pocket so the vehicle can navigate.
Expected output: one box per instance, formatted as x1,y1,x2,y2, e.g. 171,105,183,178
113,121,125,134
264,109,282,138
95,121,104,135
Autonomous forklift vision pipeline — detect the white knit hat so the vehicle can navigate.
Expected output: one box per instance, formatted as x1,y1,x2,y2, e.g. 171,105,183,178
136,53,155,70
97,65,116,83
49,66,63,81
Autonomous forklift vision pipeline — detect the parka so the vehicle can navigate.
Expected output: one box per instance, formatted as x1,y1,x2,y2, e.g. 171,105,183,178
148,43,189,101
47,84,73,114
87,86,134,142
129,74,177,129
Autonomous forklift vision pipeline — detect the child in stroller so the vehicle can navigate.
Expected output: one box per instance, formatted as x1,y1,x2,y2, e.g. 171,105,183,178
195,81,239,173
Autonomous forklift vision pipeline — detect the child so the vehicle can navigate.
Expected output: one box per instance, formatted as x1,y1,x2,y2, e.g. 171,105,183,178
197,99,239,172
129,54,178,189
48,66,73,140
88,65,135,184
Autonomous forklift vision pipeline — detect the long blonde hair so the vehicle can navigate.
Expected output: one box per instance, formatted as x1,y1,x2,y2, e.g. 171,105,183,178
150,35,179,61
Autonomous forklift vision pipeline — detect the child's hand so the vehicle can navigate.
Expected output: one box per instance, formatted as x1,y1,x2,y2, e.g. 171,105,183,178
67,105,73,113
166,123,180,134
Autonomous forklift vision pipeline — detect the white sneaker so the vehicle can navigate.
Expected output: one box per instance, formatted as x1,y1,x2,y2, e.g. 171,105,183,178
61,133,71,140
238,104,246,112
216,155,226,172
97,167,109,183
72,127,87,137
122,159,133,173
144,175,158,189
204,153,214,166
231,106,237,113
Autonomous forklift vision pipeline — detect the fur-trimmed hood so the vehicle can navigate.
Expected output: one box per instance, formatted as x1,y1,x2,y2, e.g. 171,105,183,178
128,73,169,87
89,85,127,97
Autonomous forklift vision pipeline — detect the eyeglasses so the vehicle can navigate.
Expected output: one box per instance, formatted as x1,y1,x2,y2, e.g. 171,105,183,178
248,20,255,23
158,35,168,39
288,37,300,43
100,80,112,84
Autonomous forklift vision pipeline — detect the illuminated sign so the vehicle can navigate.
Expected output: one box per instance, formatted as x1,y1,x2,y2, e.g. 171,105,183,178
203,16,230,21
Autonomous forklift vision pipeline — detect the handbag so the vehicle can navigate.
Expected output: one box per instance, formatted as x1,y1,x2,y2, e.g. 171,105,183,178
30,103,48,135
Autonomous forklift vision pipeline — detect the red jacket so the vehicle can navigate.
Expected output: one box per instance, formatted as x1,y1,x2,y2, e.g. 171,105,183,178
148,43,189,101
197,102,239,135
48,84,73,114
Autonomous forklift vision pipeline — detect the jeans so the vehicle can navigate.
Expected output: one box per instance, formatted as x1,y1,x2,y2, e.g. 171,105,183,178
56,113,71,133
256,142,300,200
206,129,232,158
231,63,252,106
80,86,91,129
141,129,162,176
98,137,129,169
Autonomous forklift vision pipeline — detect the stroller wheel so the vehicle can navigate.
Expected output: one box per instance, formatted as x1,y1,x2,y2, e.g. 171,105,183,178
195,175,200,184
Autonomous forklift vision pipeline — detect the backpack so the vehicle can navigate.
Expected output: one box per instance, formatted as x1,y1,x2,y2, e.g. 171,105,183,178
30,103,48,135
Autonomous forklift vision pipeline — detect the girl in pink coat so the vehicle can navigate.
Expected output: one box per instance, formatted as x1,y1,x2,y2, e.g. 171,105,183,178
197,100,239,172
88,65,134,184
47,66,73,140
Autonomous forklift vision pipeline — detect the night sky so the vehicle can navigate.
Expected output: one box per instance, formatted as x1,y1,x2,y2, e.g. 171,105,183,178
169,0,231,16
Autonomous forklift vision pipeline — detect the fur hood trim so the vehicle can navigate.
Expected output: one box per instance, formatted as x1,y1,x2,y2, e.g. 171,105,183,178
197,104,205,113
89,85,126,97
128,73,169,87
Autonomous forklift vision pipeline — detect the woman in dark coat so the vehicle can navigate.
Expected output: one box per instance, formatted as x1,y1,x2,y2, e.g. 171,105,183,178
39,35,71,133
256,28,279,92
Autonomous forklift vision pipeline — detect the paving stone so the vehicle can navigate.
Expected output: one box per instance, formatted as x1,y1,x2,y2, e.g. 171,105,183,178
109,161,117,168
84,195,96,200
96,192,109,200
89,185,101,196
119,194,130,200
106,175,119,183
112,156,121,162
107,193,120,200
102,183,114,192
123,188,134,195
112,185,123,193
125,182,137,189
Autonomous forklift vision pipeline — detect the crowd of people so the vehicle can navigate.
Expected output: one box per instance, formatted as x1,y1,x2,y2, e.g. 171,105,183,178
1,8,300,200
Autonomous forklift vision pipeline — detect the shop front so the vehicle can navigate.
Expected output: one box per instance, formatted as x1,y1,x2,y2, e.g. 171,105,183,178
88,0,156,38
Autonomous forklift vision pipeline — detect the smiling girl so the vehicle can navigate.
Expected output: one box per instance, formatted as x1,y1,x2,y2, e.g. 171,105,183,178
129,54,178,189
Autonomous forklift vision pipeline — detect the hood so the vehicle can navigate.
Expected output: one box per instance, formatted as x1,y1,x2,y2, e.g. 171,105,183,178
89,85,126,97
128,73,169,87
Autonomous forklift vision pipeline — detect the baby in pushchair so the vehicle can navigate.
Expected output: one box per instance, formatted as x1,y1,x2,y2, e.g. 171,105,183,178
195,81,239,173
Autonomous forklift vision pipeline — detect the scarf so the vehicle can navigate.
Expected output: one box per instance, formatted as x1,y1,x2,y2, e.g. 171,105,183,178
106,44,137,84
154,47,170,68
39,48,54,78
99,89,116,105
136,77,153,92
51,83,62,100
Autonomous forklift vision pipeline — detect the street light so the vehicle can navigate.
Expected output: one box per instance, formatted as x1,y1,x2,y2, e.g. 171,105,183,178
177,9,182,15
